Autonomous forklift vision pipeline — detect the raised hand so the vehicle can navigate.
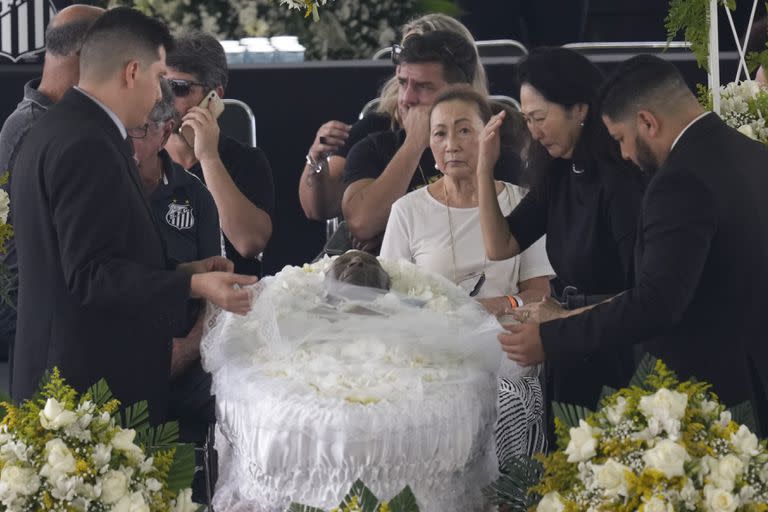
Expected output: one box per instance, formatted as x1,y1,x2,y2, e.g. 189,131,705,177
402,105,431,151
478,110,506,176
181,104,221,162
309,121,351,162
498,322,545,366
190,272,258,315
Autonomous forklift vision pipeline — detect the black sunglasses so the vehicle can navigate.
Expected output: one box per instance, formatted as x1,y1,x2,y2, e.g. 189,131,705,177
167,78,207,98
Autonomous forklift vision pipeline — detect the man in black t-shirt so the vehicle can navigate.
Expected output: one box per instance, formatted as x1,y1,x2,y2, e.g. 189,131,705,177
340,31,479,253
165,31,274,277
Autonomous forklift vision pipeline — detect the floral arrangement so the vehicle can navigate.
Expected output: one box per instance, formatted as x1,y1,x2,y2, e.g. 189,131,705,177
710,80,768,144
279,0,328,20
527,357,768,511
287,479,419,511
0,368,199,511
0,174,14,306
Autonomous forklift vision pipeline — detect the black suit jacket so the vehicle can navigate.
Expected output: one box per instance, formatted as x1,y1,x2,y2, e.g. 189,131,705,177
541,114,768,429
11,89,191,422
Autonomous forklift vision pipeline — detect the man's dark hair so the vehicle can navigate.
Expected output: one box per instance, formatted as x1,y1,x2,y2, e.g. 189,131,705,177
599,54,693,121
167,30,228,91
45,20,94,57
399,30,477,85
79,7,173,81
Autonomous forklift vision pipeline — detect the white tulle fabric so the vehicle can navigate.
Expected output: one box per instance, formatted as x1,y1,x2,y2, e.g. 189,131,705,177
201,257,529,511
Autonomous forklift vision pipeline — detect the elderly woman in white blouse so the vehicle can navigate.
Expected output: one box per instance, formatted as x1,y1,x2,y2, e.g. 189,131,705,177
380,86,553,459
380,86,552,317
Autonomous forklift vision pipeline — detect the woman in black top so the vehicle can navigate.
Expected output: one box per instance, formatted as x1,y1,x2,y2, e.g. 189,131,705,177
477,47,645,422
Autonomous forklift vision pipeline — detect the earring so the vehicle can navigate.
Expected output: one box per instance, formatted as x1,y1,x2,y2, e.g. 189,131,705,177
435,163,440,170
579,121,585,127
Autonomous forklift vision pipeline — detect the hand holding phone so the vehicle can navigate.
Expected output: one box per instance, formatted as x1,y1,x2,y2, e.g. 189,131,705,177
180,90,225,149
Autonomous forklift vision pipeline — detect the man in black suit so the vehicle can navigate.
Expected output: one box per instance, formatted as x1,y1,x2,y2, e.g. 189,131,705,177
11,7,257,423
500,55,768,434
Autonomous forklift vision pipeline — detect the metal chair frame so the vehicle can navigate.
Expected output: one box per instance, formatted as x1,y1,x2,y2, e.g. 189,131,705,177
562,41,692,53
371,38,528,60
220,98,257,148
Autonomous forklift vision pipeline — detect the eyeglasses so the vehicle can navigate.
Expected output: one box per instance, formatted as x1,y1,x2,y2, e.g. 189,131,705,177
167,78,207,98
457,272,486,298
127,124,149,139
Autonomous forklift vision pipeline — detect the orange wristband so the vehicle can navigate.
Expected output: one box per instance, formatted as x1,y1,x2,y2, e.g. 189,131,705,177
506,295,519,309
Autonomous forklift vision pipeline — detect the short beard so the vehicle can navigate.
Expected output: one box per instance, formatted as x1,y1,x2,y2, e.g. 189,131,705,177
635,135,659,174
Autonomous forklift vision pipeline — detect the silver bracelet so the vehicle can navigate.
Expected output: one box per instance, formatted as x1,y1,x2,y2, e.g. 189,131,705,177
305,153,328,174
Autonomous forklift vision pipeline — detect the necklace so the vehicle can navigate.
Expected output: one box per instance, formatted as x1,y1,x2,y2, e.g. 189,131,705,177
443,179,486,297
417,163,429,187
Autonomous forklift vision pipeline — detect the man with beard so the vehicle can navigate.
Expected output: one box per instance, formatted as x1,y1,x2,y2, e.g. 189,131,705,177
498,55,768,435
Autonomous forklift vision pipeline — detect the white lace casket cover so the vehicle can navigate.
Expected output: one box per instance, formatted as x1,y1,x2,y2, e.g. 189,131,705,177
201,257,522,511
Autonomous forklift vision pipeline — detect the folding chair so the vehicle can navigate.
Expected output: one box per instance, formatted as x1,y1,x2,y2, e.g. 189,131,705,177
371,39,528,60
219,98,257,148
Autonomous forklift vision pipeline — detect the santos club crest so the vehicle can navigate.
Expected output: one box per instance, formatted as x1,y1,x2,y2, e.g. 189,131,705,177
165,203,195,231
0,0,57,63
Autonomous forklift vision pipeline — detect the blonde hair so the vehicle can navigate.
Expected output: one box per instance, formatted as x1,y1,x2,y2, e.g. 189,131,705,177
376,13,488,126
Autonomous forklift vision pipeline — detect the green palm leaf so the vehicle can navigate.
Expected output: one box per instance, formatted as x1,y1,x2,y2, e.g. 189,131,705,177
136,421,180,450
482,456,543,510
120,400,150,430
339,480,380,512
86,378,113,406
599,386,618,403
552,401,592,429
629,353,658,389
165,443,196,492
388,485,419,512
729,401,758,434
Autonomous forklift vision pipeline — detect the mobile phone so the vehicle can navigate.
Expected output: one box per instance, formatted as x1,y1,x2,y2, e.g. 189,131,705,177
180,90,225,148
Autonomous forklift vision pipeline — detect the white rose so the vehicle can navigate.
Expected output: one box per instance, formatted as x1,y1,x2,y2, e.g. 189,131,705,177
110,429,144,462
594,458,630,497
0,440,29,463
565,420,600,463
605,397,627,426
707,454,744,491
39,398,78,430
536,491,565,512
759,463,768,484
0,189,9,225
138,456,154,474
719,411,732,428
49,473,79,501
0,464,40,496
40,438,77,480
641,496,674,512
171,488,197,512
704,484,739,512
643,439,689,478
145,478,162,493
639,389,687,437
730,425,759,456
737,124,757,140
93,443,112,469
111,491,150,512
100,469,129,504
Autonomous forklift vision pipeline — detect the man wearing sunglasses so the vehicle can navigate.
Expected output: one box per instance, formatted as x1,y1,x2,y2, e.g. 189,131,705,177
164,31,274,277
11,8,257,424
340,31,479,254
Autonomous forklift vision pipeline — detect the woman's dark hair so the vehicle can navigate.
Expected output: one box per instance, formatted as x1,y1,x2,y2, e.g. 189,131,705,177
517,47,626,185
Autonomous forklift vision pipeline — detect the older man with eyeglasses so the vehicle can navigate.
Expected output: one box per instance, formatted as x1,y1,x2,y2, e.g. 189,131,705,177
164,30,275,278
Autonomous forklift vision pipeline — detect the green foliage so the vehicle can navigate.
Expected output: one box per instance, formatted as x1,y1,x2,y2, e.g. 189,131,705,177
482,455,543,510
729,400,759,434
288,480,419,511
120,400,150,430
552,401,592,429
93,0,458,60
387,486,419,511
628,353,659,389
165,443,197,492
599,385,618,404
86,378,114,406
665,0,711,69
